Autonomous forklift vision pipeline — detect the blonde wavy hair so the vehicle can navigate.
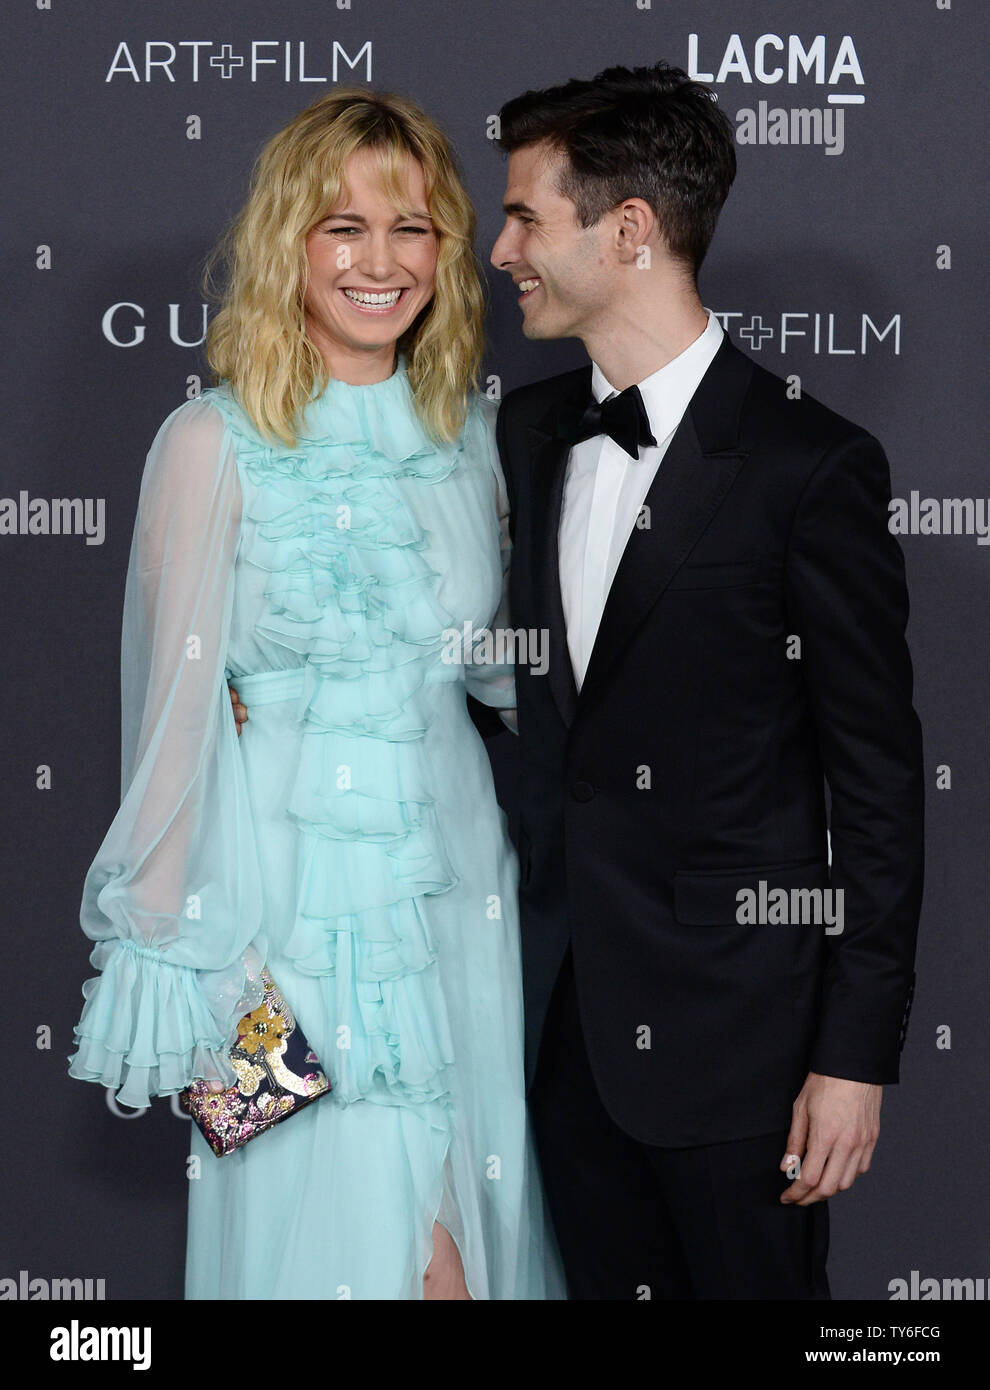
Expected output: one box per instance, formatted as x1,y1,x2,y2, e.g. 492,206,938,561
200,88,486,447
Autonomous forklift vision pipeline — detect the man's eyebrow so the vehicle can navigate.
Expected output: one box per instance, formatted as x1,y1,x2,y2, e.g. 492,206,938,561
502,200,537,216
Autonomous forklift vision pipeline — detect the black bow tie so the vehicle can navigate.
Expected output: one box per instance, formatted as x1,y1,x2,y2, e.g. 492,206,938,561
559,383,657,459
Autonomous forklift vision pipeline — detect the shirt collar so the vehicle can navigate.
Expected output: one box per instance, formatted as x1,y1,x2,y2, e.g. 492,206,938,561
590,309,725,450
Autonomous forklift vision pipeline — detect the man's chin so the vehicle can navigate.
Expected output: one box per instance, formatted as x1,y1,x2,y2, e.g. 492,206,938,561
520,313,559,341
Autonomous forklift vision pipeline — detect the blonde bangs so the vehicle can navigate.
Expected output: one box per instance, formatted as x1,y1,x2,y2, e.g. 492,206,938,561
200,89,486,448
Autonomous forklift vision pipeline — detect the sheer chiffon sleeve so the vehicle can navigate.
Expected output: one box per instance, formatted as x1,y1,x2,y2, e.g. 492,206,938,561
67,397,267,1108
464,398,518,734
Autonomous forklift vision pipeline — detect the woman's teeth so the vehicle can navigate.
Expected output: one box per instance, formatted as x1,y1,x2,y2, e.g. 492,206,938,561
518,278,541,295
343,288,404,307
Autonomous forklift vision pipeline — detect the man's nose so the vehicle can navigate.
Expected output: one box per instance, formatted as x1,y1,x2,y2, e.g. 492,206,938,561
490,222,517,270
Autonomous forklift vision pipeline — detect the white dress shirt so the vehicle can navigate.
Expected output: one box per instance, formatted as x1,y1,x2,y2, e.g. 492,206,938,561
558,309,725,691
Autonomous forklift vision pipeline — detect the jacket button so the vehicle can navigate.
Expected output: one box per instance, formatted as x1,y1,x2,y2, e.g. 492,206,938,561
571,780,595,802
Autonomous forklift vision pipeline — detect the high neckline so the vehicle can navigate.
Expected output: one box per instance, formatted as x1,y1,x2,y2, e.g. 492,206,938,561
316,354,407,396
293,353,418,448
210,353,464,468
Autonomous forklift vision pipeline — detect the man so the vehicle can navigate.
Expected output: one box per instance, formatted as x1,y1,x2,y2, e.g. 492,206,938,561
484,62,924,1299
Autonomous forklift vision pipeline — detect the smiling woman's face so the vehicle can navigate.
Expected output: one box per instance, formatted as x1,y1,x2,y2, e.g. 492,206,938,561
303,147,438,380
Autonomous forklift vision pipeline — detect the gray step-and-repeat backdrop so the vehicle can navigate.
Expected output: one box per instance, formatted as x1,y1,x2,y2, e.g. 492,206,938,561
2,1,987,1303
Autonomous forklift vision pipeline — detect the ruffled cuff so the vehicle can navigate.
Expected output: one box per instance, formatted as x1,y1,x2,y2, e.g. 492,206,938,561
463,668,516,710
67,937,264,1109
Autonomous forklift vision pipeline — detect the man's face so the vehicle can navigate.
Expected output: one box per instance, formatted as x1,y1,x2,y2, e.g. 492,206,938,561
490,143,611,341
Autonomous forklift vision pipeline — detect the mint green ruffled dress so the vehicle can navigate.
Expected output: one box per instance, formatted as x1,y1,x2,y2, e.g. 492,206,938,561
67,360,565,1300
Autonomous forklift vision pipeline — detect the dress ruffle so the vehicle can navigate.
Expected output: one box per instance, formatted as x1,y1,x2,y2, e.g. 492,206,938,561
68,938,263,1110
210,364,473,1109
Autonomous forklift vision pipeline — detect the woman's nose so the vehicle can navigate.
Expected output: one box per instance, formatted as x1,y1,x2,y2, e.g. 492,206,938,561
356,232,399,279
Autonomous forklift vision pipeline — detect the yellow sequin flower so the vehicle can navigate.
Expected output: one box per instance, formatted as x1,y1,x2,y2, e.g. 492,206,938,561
237,1004,286,1055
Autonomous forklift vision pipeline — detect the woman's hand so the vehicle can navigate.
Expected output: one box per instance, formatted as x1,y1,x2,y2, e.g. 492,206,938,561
229,685,248,736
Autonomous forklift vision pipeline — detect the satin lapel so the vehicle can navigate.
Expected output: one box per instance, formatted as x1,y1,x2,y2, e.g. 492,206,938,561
526,366,590,728
528,432,580,727
578,337,754,712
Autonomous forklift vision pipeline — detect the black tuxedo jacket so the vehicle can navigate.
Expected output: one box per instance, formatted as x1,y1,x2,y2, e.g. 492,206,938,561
494,334,924,1147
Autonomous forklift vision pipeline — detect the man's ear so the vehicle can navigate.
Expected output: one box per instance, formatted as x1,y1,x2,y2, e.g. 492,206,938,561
613,198,655,264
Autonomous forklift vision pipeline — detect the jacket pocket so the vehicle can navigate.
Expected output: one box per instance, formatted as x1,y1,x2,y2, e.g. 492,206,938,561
673,857,830,925
665,559,777,591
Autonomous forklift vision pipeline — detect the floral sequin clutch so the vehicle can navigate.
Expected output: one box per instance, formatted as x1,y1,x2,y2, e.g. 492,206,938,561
179,964,331,1157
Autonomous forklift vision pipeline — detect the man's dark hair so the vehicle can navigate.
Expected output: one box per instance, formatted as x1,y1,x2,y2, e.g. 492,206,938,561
496,62,736,277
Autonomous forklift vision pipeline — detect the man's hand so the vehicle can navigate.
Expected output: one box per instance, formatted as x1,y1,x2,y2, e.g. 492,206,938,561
229,684,248,737
779,1072,881,1205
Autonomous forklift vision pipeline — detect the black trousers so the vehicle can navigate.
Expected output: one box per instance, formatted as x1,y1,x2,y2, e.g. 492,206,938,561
529,945,831,1300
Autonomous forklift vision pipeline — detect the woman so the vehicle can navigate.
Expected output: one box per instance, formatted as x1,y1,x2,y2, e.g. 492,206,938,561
67,87,565,1300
